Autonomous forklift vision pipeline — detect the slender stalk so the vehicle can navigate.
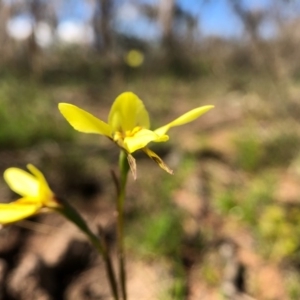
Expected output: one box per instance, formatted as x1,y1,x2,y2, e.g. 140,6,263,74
117,151,129,300
56,198,119,300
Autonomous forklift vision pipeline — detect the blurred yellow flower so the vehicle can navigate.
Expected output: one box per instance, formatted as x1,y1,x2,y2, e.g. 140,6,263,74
58,92,213,176
0,164,60,225
125,49,144,68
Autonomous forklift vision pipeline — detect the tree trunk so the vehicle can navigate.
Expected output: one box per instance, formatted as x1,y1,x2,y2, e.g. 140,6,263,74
158,0,175,47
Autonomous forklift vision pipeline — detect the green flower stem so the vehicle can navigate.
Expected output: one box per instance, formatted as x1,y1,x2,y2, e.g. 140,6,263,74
56,198,119,300
117,150,130,300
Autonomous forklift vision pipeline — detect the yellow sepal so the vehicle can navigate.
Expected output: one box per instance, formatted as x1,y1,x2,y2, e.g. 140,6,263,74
143,147,173,174
26,164,56,207
108,92,150,132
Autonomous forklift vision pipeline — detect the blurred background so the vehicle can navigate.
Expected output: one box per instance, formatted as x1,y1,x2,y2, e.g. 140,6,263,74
1,0,300,299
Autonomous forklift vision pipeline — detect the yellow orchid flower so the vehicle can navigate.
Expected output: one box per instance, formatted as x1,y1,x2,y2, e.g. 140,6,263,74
0,164,61,225
58,92,214,177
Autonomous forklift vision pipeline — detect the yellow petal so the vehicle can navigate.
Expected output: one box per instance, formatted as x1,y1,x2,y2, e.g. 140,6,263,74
154,105,214,136
108,92,150,132
123,129,169,153
4,168,39,198
26,164,54,205
143,147,173,174
0,199,41,224
58,103,112,137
